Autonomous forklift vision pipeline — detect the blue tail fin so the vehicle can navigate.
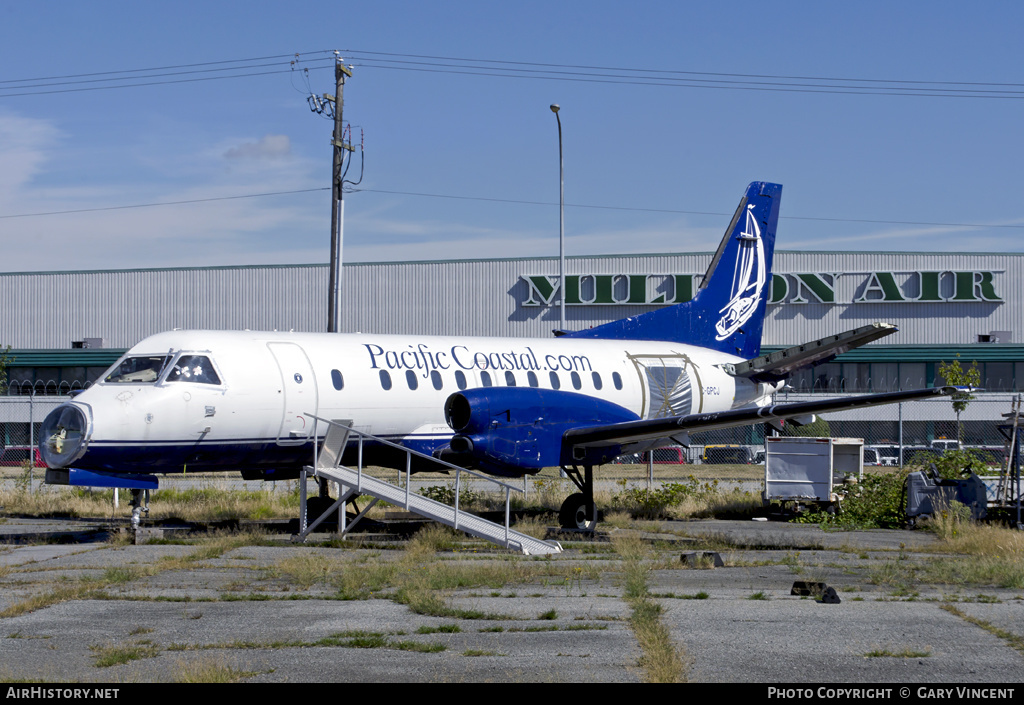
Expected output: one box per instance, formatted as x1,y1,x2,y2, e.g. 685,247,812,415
565,181,781,359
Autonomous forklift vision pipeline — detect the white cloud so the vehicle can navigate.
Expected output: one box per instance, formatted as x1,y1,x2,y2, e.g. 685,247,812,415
0,112,61,197
342,221,722,263
0,112,332,270
223,134,292,161
783,223,1024,252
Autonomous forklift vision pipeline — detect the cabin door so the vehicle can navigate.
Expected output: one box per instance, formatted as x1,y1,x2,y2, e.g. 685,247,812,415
267,342,319,446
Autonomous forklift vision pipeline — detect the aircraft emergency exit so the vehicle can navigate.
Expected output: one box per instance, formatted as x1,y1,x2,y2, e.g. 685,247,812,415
38,182,955,528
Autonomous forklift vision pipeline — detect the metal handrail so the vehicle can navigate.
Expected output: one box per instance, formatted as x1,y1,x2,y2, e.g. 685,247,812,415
303,414,523,546
305,413,525,493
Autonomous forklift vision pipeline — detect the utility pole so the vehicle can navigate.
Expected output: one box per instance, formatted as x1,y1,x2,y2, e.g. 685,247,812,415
306,52,357,511
328,54,353,333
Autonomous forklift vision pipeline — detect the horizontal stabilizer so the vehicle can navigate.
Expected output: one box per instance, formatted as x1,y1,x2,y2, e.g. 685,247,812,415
720,322,898,383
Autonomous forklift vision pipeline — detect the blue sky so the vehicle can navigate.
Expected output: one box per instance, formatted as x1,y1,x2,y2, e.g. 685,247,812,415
1,1,1023,271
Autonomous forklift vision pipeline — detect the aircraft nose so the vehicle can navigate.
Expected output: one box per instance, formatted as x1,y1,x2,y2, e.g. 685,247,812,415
39,403,91,468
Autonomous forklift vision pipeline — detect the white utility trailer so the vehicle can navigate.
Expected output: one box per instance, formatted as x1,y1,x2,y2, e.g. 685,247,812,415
764,437,864,512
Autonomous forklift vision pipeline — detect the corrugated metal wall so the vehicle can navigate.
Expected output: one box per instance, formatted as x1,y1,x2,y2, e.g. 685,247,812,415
0,252,1020,349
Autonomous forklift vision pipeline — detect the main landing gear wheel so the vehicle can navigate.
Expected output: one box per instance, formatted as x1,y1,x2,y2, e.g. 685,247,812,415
559,493,596,530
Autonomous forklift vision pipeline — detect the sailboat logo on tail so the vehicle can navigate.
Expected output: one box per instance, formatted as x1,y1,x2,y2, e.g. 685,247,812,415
715,204,765,341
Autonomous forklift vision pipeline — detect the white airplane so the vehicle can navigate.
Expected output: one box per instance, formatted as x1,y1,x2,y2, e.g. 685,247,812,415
39,182,954,528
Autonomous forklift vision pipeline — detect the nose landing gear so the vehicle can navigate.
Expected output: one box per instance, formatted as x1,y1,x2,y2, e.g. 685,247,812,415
130,489,150,531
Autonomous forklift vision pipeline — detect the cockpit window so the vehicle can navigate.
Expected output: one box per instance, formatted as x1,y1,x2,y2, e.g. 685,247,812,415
165,355,221,385
104,355,171,384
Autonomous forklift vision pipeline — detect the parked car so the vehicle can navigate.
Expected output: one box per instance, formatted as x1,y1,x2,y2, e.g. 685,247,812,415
874,445,901,466
702,444,753,464
610,448,688,464
647,447,687,464
0,446,46,468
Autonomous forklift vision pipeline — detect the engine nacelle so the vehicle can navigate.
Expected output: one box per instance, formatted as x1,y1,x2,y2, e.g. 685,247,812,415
440,387,639,475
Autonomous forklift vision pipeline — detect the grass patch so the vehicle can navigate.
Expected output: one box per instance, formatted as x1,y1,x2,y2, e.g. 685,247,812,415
392,640,446,653
611,534,689,683
1,583,102,620
269,553,341,588
940,604,1024,656
509,515,553,541
0,529,272,619
918,522,1024,589
416,624,461,634
864,647,932,658
89,641,160,668
0,482,302,522
343,634,389,649
747,591,769,601
387,525,593,620
172,656,260,683
653,591,709,600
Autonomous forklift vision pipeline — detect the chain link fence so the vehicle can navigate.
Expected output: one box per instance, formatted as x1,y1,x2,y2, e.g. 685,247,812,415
0,395,69,487
601,392,1023,485
3,391,1019,490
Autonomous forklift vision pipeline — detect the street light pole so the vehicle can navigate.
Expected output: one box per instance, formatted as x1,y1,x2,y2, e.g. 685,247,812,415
550,104,565,332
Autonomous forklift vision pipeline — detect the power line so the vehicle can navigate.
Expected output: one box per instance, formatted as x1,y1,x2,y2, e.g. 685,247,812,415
343,56,1024,100
0,52,336,98
0,188,329,219
4,48,1024,100
0,52,323,85
343,48,1024,89
355,188,1024,230
3,184,1021,231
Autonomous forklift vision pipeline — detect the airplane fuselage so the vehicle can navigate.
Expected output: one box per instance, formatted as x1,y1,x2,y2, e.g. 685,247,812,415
41,329,778,477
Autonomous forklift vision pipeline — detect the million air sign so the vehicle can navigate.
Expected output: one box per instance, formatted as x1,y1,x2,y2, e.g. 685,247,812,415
520,270,1003,307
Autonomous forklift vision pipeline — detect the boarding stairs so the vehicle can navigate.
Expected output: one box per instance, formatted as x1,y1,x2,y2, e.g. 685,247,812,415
293,417,563,556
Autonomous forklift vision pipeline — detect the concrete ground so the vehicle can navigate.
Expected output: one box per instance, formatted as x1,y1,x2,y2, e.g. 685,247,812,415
0,516,1022,684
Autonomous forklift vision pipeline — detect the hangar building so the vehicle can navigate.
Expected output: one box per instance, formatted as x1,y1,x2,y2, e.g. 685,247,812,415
1,249,1022,450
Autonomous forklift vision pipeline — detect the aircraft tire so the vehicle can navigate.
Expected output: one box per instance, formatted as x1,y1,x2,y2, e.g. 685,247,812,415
559,493,596,530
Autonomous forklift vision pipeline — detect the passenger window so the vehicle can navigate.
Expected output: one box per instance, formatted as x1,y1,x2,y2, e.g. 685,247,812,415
431,370,443,390
505,371,516,386
166,355,221,385
481,371,493,387
527,371,538,388
613,372,623,390
379,370,392,390
331,369,344,391
455,370,467,390
571,371,582,390
592,372,603,390
406,370,418,390
549,371,561,390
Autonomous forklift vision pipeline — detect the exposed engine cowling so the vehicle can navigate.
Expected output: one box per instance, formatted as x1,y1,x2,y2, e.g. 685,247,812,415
438,387,640,476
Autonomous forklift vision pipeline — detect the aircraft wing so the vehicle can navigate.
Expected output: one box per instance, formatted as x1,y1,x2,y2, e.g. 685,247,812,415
563,386,957,450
